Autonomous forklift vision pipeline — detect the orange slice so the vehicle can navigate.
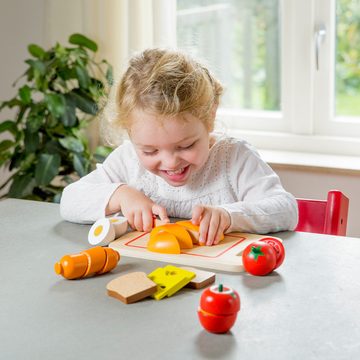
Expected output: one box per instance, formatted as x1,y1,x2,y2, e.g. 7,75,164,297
176,220,225,244
147,231,180,254
150,224,193,249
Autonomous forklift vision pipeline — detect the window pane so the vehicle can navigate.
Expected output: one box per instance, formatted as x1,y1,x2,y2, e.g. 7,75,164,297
177,0,281,111
336,0,360,117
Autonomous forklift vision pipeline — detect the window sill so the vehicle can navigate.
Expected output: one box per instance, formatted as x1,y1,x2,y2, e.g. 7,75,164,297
258,149,360,175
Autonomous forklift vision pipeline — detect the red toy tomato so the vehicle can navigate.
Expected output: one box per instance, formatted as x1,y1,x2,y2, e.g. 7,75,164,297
260,237,285,269
198,284,240,334
242,241,277,276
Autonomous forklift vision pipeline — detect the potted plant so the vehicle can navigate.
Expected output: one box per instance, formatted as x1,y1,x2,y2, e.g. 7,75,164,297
0,33,113,202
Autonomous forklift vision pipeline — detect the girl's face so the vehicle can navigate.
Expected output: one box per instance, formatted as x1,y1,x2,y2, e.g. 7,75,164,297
129,109,211,186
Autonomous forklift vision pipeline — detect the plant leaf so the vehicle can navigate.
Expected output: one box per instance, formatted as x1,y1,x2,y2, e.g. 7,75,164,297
25,59,46,75
69,33,98,52
68,90,98,115
24,129,39,153
94,145,113,163
60,94,77,127
59,136,84,153
75,65,91,89
26,113,43,133
106,65,114,85
8,173,36,198
28,44,46,59
35,153,61,186
45,93,66,118
0,140,15,152
0,120,17,135
73,153,88,177
19,85,32,104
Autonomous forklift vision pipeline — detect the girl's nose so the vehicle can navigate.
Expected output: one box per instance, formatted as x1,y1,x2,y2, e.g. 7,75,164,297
161,152,180,169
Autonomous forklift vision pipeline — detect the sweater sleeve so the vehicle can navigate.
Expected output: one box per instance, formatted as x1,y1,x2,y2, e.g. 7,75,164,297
219,141,298,234
60,143,133,224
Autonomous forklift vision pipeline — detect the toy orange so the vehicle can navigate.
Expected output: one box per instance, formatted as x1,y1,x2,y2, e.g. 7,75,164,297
147,231,181,254
176,220,225,244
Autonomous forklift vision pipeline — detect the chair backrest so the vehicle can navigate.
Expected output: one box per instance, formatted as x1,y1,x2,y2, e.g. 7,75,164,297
295,190,349,236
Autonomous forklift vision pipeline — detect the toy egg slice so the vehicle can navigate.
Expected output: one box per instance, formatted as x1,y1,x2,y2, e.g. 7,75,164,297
88,216,128,246
88,218,115,246
150,223,193,249
147,231,181,254
109,216,128,237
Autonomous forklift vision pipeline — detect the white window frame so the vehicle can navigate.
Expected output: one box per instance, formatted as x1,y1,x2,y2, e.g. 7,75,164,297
177,0,360,157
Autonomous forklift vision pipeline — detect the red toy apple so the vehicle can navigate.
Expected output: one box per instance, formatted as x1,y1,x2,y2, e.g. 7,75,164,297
198,284,240,333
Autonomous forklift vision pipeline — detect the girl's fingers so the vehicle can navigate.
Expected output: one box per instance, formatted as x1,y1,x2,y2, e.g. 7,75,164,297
191,205,204,226
206,214,220,246
143,211,154,232
199,211,211,245
133,211,143,232
152,204,169,223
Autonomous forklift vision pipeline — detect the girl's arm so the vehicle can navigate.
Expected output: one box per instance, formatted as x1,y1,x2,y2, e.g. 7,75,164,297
219,141,298,234
60,144,131,224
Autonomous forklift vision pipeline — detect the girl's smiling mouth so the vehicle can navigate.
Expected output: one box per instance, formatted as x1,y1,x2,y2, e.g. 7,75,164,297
160,165,190,183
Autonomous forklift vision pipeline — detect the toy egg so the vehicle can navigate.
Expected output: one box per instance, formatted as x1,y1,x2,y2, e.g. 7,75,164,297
198,284,240,333
88,216,128,246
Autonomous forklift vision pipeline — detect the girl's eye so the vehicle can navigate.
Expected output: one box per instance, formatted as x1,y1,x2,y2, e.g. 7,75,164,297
179,141,196,150
143,150,158,156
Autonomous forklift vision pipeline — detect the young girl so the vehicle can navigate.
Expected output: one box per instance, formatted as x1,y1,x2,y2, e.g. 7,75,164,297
60,48,298,246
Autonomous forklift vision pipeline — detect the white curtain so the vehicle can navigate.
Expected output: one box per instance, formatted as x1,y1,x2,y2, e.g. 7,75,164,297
44,0,177,147
45,0,177,80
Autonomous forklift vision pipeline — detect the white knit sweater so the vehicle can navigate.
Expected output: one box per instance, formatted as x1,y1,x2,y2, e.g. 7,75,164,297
60,136,298,234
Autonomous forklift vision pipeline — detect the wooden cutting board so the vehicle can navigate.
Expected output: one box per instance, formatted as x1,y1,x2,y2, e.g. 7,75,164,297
109,230,281,272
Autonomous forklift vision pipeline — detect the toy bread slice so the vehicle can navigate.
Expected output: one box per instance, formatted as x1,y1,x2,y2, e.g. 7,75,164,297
180,266,216,289
107,272,157,304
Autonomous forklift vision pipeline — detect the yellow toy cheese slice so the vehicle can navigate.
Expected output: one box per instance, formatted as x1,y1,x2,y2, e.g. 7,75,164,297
147,231,181,254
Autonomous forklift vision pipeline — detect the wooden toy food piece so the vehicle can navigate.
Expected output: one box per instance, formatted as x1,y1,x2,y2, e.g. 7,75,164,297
242,237,285,276
181,266,216,289
148,265,195,300
88,216,128,246
107,272,157,304
176,220,225,244
198,284,240,333
147,231,181,254
54,246,120,280
147,223,193,254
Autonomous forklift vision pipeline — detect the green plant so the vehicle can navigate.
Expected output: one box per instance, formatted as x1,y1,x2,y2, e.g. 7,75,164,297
0,33,113,202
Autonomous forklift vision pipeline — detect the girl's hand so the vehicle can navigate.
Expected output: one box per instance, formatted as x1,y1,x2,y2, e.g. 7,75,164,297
106,185,169,232
191,205,231,246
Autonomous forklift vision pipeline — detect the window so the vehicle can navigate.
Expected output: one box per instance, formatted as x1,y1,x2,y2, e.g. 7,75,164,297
176,0,360,157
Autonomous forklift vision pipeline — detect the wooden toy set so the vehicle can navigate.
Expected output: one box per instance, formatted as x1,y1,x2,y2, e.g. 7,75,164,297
109,220,282,273
55,216,285,333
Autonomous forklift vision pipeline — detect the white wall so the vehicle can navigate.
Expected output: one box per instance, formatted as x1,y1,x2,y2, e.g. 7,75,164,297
0,0,46,192
274,167,360,238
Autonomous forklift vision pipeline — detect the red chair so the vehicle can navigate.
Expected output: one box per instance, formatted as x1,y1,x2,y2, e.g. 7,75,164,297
295,190,349,236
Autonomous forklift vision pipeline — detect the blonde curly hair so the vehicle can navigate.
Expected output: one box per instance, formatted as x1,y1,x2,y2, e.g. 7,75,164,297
102,48,223,144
